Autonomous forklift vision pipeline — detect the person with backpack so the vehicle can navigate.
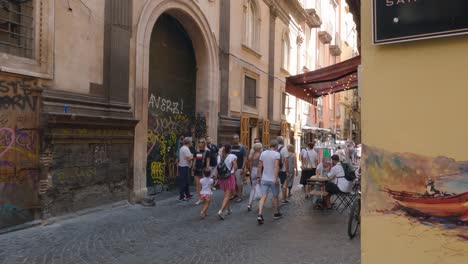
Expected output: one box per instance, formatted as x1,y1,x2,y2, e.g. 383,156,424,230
192,139,211,205
324,155,353,210
216,144,237,220
231,135,248,203
276,136,290,204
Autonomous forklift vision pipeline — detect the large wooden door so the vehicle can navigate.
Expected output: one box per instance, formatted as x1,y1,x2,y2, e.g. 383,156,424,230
147,14,197,188
240,116,250,149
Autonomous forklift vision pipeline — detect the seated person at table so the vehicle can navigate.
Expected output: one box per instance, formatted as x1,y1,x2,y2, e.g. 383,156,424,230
324,154,353,209
305,158,327,198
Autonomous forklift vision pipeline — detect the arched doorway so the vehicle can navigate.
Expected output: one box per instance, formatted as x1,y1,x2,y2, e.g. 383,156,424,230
146,14,197,190
132,0,220,201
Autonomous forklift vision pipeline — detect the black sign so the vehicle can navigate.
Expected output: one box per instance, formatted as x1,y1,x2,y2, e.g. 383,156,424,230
373,0,468,44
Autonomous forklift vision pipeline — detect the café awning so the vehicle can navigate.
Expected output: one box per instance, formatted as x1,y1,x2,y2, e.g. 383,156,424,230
286,55,361,103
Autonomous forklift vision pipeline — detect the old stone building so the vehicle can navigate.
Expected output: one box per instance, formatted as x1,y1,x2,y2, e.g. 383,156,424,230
0,0,357,229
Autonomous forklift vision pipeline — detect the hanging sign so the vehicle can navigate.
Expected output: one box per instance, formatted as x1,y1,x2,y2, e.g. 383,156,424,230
373,0,468,44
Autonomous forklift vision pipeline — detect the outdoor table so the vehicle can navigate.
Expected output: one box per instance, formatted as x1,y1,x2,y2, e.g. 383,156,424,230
307,175,329,197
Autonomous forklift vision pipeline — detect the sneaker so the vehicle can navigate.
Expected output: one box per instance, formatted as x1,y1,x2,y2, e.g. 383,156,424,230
195,200,202,205
273,213,283,220
281,200,290,205
247,205,252,212
178,198,188,202
298,184,304,188
226,209,232,215
217,210,225,220
257,215,264,225
186,194,194,200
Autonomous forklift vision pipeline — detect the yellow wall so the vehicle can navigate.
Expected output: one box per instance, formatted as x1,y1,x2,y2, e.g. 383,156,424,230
361,3,468,160
361,1,468,263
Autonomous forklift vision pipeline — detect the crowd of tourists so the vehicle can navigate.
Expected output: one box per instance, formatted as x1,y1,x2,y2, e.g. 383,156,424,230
177,135,298,224
176,134,358,224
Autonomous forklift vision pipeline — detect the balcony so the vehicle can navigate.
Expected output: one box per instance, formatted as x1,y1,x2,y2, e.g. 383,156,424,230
329,32,342,56
318,22,333,44
291,0,322,28
306,8,322,28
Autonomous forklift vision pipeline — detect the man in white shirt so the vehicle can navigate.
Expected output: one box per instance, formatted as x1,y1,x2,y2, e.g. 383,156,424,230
257,140,282,224
324,154,353,209
276,136,290,204
178,137,194,201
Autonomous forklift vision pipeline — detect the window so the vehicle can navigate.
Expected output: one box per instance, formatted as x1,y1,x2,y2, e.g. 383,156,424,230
244,76,257,108
281,32,290,71
282,92,287,115
0,0,34,58
243,0,259,49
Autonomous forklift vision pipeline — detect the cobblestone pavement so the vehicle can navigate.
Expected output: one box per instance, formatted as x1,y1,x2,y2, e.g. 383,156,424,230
0,185,360,264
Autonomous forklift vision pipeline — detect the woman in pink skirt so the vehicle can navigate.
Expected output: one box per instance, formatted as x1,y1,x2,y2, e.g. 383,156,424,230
216,144,237,220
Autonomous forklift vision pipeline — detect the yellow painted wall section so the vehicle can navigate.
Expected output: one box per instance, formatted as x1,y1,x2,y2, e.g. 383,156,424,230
361,1,468,264
361,2,468,160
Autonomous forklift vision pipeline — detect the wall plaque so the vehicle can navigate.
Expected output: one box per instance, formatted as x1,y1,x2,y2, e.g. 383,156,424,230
373,0,468,44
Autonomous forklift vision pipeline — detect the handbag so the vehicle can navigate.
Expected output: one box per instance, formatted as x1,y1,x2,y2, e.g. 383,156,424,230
254,184,262,200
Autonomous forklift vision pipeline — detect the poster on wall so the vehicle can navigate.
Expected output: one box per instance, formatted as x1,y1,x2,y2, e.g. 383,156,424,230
373,0,468,44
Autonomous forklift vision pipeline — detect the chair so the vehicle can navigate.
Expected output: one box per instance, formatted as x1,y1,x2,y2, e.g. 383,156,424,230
332,174,361,214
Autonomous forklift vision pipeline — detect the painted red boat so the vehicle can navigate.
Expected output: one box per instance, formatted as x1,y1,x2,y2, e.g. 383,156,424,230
384,189,468,222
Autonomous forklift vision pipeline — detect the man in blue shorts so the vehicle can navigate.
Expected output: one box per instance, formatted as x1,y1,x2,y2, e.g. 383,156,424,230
257,140,282,224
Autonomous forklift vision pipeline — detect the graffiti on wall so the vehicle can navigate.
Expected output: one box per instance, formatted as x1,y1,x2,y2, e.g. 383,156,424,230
0,77,42,229
363,145,468,247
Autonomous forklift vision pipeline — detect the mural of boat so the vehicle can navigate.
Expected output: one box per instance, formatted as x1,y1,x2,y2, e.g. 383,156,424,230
384,189,468,222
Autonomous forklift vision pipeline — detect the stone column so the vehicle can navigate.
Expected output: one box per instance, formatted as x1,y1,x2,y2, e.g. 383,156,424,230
267,6,277,121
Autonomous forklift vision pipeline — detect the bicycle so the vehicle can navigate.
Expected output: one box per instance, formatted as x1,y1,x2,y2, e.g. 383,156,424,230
347,191,361,239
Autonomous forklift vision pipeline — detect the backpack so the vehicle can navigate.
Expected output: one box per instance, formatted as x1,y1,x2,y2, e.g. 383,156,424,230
217,157,231,179
341,162,356,182
277,146,285,170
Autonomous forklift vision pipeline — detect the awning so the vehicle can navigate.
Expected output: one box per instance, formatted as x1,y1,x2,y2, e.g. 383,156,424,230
286,55,361,103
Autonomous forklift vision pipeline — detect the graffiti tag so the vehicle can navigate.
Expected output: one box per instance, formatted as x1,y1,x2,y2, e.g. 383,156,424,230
148,94,183,115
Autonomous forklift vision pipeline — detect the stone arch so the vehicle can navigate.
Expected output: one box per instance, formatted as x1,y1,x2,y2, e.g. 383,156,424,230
132,0,219,201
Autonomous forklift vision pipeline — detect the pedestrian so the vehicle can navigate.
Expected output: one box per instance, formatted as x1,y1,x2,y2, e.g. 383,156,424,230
216,144,237,220
300,142,318,187
206,136,219,189
231,134,248,203
192,138,210,205
178,137,194,202
277,136,290,204
286,144,297,198
200,168,214,219
247,142,263,212
257,140,282,225
324,154,352,210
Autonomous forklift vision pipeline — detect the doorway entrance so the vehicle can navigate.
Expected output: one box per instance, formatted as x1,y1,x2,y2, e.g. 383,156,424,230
146,14,197,190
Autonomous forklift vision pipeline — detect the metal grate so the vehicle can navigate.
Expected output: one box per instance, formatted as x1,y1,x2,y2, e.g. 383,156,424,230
0,0,34,58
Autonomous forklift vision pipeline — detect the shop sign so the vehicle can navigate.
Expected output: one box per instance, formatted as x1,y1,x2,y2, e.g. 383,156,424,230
373,0,468,44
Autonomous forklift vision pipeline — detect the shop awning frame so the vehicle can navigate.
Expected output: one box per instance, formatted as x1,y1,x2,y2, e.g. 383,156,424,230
286,55,361,103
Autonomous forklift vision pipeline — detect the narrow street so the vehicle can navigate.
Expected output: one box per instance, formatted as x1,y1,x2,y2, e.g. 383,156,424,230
0,188,360,264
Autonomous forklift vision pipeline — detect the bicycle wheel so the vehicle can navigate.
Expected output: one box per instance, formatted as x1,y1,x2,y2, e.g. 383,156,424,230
348,198,360,239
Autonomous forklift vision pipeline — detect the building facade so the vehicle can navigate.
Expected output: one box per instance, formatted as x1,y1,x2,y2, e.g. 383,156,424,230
0,0,357,229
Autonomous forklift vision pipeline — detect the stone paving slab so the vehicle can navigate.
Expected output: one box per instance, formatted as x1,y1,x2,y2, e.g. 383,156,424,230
0,186,360,264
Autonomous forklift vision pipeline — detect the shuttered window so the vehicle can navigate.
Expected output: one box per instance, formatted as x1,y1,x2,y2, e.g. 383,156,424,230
244,76,257,108
0,0,34,58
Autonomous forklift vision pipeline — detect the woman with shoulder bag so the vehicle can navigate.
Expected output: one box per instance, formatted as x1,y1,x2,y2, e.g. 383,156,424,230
216,144,237,220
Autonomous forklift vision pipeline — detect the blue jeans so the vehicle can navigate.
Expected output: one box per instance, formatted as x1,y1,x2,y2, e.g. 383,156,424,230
178,166,191,199
261,180,280,197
